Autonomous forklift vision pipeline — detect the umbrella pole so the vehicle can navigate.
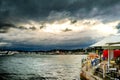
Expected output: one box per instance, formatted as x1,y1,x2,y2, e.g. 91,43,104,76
108,44,110,71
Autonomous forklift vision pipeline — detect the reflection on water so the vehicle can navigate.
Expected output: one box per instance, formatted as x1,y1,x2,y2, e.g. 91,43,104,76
0,54,87,80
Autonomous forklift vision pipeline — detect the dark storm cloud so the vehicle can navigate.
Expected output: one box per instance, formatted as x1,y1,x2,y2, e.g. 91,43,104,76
0,22,16,33
116,23,120,29
0,23,15,28
0,36,94,51
0,0,120,23
62,28,72,32
0,22,36,33
0,0,120,50
71,20,77,24
116,23,120,33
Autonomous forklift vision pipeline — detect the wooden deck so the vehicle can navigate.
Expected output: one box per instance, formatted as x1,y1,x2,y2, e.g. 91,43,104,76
80,60,120,80
80,63,103,80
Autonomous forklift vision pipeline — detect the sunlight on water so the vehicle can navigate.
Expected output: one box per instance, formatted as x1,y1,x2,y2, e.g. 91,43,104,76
0,54,87,80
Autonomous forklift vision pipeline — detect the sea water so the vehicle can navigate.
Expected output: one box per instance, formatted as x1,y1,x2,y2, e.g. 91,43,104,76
0,54,87,80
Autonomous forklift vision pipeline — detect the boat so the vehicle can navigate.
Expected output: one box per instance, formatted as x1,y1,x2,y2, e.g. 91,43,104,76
0,51,15,56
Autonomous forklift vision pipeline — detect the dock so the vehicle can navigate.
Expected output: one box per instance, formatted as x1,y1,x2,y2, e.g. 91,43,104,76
80,60,103,80
80,58,120,80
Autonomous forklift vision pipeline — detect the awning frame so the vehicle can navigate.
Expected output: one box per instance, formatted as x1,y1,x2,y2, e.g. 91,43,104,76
106,42,120,70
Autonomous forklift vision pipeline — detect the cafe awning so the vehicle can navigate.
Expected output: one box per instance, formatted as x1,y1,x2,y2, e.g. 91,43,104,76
91,34,120,49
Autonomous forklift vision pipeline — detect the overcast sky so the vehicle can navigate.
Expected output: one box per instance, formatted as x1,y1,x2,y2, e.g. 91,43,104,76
0,0,120,51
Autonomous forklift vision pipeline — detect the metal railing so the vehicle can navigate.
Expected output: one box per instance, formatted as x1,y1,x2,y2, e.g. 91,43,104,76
94,68,119,80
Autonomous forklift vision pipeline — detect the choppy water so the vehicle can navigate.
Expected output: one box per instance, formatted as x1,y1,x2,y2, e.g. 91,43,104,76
0,54,87,80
